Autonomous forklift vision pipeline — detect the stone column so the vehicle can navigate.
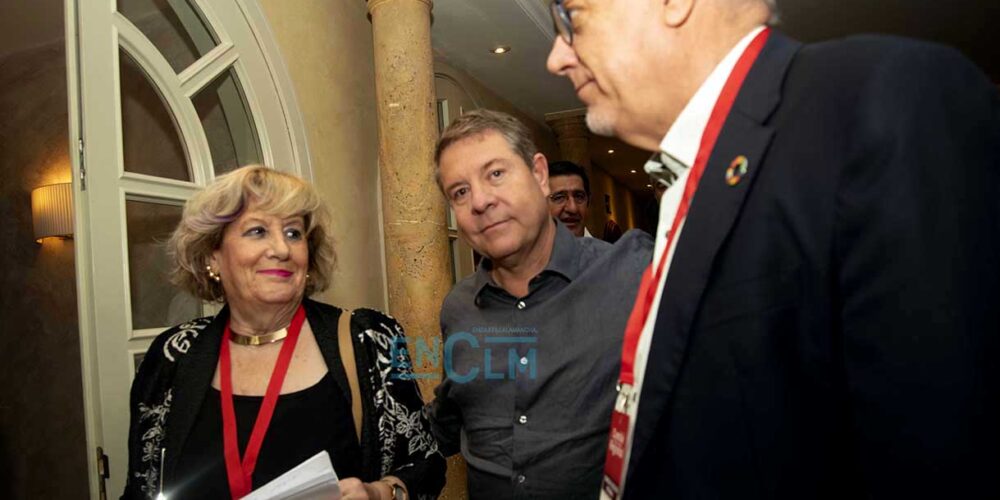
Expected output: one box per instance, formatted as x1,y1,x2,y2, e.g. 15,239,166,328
546,108,603,236
367,1,467,497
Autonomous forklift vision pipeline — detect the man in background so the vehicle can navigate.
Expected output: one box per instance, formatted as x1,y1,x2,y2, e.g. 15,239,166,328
546,160,593,237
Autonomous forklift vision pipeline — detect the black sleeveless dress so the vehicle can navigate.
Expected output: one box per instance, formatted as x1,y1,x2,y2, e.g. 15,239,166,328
171,372,361,499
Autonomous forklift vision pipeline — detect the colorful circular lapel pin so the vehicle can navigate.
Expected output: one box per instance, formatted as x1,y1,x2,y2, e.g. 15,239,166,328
726,155,749,186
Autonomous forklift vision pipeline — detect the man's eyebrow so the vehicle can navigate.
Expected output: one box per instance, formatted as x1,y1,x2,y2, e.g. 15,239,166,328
443,158,508,193
479,157,507,173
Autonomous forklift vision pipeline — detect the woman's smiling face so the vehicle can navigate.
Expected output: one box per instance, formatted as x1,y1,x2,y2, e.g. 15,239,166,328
210,200,310,310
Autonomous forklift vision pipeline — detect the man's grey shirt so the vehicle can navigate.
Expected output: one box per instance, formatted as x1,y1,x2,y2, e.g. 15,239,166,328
427,222,653,499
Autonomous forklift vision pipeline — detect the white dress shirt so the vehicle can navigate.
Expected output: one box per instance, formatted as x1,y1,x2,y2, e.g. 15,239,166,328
612,25,766,497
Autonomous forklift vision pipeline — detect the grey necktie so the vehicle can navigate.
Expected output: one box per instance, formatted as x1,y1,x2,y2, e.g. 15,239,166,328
643,150,689,188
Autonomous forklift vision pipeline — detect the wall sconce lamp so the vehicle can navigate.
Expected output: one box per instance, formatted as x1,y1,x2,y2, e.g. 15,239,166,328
31,182,74,243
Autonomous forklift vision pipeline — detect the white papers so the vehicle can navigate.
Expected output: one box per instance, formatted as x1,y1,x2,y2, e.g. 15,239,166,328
242,450,341,500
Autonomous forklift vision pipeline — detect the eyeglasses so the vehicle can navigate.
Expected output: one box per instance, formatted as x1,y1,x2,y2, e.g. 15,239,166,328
549,0,574,45
548,190,589,206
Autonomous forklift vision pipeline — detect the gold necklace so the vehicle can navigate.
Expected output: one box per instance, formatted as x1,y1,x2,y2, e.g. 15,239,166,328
229,327,288,346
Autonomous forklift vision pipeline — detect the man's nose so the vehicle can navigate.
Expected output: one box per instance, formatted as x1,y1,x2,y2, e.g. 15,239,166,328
547,36,576,76
470,187,495,214
564,197,580,214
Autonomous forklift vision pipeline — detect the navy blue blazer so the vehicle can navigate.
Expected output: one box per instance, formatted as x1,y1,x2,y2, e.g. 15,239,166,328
624,31,1000,499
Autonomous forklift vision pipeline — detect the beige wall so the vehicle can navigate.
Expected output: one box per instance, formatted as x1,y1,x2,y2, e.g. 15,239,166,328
259,0,386,310
434,57,559,160
0,42,89,498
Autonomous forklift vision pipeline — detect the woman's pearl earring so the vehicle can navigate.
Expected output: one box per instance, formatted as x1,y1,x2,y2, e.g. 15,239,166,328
206,265,221,283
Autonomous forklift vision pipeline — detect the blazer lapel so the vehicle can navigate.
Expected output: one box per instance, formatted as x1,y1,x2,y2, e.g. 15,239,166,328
162,308,226,483
627,31,802,475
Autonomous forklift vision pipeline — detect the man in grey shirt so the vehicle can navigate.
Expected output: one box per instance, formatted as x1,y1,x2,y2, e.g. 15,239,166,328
427,109,652,499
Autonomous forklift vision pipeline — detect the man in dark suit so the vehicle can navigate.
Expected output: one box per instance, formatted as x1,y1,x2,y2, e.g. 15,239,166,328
546,0,999,498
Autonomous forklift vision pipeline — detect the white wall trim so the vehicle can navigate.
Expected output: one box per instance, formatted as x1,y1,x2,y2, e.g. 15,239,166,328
65,2,105,496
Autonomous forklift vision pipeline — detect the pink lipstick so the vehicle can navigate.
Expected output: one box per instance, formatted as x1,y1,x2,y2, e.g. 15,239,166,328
259,269,293,278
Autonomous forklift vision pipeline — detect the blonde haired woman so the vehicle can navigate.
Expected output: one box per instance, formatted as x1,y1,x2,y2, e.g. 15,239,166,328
123,166,443,499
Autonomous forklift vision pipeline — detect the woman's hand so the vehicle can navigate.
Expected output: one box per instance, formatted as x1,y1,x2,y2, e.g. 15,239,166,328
338,477,393,500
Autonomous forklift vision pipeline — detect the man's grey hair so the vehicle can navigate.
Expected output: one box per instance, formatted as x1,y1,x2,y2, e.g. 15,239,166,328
433,109,539,192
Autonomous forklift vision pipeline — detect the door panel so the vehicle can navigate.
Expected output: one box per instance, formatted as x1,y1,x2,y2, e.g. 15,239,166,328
193,66,262,174
120,48,191,181
124,198,200,331
118,0,219,73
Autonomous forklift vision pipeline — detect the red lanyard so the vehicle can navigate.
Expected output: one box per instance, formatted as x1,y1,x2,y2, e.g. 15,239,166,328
619,28,771,387
220,304,306,499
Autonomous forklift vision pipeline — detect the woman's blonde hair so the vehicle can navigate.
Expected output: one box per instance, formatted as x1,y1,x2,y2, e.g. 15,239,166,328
168,165,335,302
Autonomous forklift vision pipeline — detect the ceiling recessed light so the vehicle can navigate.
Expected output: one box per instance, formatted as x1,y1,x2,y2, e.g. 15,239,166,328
491,46,511,55
608,149,615,154
630,169,637,174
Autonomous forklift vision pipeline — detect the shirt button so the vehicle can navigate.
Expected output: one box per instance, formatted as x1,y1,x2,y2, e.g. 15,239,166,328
518,414,528,424
517,474,526,484
520,356,529,365
516,300,526,310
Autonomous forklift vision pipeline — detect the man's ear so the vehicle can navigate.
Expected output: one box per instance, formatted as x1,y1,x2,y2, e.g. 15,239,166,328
532,153,550,196
663,0,695,27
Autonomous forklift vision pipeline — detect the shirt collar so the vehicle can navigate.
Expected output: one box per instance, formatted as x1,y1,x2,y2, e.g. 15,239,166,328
473,220,581,303
645,26,766,182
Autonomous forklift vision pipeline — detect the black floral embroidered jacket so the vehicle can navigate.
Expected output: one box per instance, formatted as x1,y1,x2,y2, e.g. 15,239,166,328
122,299,445,499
